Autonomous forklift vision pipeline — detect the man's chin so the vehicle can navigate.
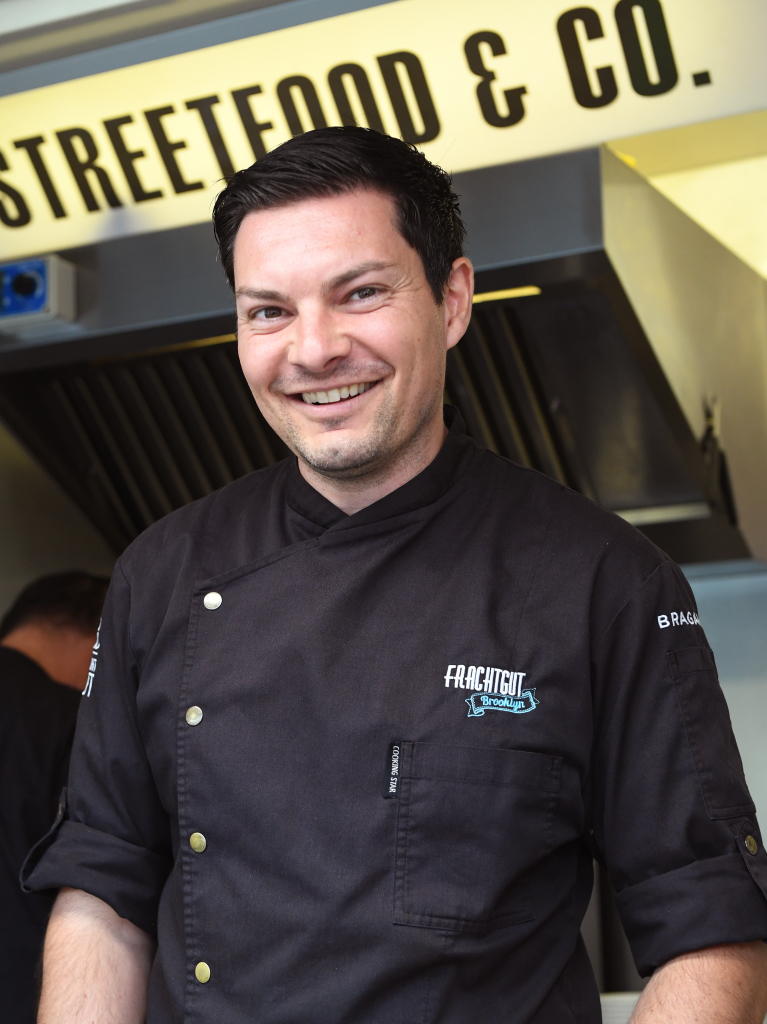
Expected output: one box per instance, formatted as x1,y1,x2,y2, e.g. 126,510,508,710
295,440,386,480
277,386,403,480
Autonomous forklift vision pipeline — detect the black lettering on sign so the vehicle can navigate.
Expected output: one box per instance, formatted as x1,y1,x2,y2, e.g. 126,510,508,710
557,7,618,109
103,115,163,202
277,75,328,136
13,136,66,218
144,105,203,193
614,0,678,96
464,31,527,128
186,95,235,178
0,149,31,228
328,63,385,133
56,128,122,212
377,51,440,144
232,85,274,160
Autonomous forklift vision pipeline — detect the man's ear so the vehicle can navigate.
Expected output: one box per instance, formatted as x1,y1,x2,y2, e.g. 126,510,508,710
444,257,474,351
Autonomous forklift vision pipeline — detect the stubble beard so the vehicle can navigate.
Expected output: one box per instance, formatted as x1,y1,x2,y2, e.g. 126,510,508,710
282,377,443,484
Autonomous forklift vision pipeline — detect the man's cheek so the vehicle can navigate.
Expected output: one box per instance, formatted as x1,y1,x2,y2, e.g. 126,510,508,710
239,353,275,398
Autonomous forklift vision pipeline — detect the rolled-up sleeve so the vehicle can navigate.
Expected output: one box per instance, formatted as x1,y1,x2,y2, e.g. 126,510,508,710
22,562,173,935
591,560,767,975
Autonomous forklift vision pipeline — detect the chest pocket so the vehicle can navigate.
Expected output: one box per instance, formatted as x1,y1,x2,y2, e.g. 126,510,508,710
393,742,562,934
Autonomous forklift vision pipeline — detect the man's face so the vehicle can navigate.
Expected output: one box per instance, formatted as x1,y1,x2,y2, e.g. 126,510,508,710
233,189,471,480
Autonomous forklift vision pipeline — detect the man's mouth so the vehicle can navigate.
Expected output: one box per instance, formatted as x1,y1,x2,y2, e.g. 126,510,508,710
300,381,377,405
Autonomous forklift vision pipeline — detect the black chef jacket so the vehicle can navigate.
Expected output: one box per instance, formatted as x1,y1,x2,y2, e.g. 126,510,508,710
1,646,80,1024
24,409,767,1024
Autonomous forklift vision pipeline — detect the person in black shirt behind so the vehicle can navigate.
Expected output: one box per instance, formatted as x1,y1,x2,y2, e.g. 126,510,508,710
0,571,109,1023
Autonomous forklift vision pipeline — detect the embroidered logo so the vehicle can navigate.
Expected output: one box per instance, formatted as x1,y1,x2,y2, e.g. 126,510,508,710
82,618,101,697
443,664,538,717
466,690,538,717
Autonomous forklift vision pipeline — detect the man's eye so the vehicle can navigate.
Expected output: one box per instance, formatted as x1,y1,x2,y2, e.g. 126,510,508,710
255,307,283,320
351,287,378,300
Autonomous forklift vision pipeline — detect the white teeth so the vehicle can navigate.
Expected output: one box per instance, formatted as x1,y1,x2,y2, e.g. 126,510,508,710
299,382,373,405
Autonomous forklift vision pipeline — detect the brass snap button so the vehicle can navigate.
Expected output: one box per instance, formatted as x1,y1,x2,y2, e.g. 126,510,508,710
190,832,207,853
195,962,210,983
745,834,758,856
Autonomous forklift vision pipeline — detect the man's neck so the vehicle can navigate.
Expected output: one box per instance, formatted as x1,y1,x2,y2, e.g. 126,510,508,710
298,416,448,516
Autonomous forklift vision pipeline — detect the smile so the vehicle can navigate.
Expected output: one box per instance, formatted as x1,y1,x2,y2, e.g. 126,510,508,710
300,382,376,405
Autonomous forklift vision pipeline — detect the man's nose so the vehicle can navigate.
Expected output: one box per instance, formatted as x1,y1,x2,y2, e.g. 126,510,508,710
288,305,351,372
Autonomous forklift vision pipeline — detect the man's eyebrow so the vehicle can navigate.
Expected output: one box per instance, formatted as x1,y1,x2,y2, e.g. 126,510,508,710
234,262,394,303
234,286,289,303
323,261,395,295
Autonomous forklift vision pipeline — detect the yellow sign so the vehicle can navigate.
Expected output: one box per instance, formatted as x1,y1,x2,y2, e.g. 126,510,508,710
1,0,765,260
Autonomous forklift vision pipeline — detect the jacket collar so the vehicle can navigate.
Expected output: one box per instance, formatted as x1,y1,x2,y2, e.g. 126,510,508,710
284,406,477,530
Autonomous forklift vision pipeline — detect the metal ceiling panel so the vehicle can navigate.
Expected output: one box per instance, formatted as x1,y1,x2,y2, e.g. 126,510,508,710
0,255,748,563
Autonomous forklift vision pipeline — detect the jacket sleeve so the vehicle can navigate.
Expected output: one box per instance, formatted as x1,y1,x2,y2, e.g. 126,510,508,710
22,561,173,936
590,559,767,975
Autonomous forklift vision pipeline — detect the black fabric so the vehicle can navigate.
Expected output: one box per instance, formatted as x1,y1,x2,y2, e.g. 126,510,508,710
615,848,767,975
0,646,80,1024
24,409,767,1023
23,819,172,935
668,646,754,818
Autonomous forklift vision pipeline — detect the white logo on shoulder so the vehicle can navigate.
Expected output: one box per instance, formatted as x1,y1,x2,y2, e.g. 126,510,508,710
82,618,102,697
658,610,701,629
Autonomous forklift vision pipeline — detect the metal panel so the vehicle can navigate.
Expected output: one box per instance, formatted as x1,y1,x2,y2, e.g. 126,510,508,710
0,255,748,561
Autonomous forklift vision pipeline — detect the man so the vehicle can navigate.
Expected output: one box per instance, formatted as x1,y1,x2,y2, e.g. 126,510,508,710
0,571,109,1023
26,128,767,1023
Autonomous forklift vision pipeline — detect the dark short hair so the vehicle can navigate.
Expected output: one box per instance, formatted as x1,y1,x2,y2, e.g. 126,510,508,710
212,126,465,303
0,571,110,640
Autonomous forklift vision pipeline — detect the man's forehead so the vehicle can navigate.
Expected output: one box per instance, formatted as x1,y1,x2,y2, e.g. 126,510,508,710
234,189,400,249
232,190,415,291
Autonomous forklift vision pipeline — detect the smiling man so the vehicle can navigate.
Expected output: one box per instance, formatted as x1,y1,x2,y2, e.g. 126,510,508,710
231,180,468,514
27,128,767,1024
